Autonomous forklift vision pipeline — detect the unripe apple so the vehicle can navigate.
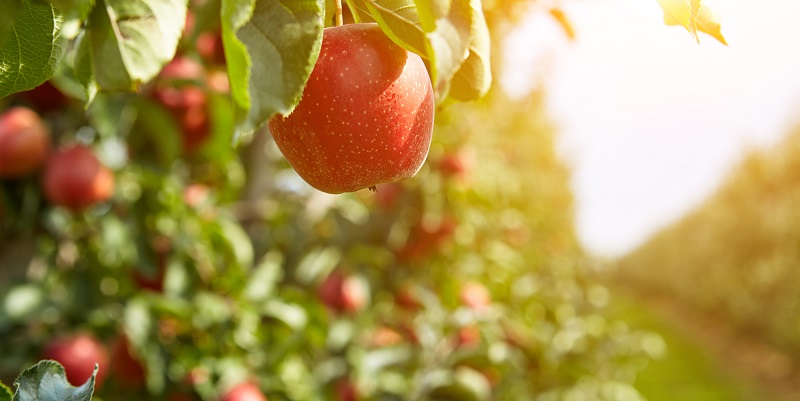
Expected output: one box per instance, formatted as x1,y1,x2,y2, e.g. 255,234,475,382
0,107,50,178
219,382,267,401
43,145,115,210
269,23,435,194
110,334,146,388
42,334,109,388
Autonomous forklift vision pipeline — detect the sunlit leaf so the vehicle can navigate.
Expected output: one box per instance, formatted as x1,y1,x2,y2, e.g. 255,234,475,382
447,0,490,102
225,0,324,142
0,0,66,99
549,8,575,40
83,0,186,91
658,0,726,45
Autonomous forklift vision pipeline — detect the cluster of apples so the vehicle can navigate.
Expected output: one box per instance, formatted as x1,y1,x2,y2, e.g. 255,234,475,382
0,106,114,211
41,333,268,401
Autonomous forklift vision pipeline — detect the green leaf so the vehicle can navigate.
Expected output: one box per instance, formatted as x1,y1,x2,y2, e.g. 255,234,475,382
220,0,254,139
0,0,66,99
420,0,470,89
353,0,427,57
226,0,325,141
352,0,470,92
49,0,94,39
415,0,451,31
12,360,96,401
0,381,12,401
446,0,490,101
219,219,253,269
73,31,98,102
244,251,284,302
84,0,187,91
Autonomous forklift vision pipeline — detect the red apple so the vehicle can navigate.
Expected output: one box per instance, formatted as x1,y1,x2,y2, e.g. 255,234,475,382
457,325,481,348
335,378,359,401
110,335,146,388
153,57,211,152
394,283,422,311
42,334,109,387
318,271,367,313
367,326,404,348
269,23,435,194
395,216,457,263
17,81,69,113
196,31,225,65
43,145,114,210
219,382,267,401
0,107,50,178
459,282,490,311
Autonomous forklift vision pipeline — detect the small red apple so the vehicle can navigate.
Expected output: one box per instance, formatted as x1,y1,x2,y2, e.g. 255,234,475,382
42,334,109,387
153,57,211,152
0,107,50,178
43,145,114,210
110,334,146,388
459,282,490,311
367,326,404,348
394,283,422,311
318,271,367,313
335,378,358,401
17,81,69,113
196,31,225,65
269,23,435,194
219,382,267,401
395,216,457,263
457,325,481,348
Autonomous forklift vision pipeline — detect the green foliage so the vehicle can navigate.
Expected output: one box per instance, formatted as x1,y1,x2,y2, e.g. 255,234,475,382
0,0,660,399
0,0,66,98
12,361,96,401
615,126,800,355
2,0,494,140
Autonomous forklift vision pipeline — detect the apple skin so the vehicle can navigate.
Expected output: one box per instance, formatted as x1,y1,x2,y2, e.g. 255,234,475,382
42,334,109,388
43,146,114,210
219,382,267,401
0,107,50,178
269,23,435,194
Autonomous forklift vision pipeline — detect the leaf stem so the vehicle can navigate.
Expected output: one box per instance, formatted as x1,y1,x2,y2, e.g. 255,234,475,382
335,0,343,26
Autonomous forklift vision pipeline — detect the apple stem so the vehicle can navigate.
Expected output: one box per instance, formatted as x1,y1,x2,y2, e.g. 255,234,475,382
335,0,343,26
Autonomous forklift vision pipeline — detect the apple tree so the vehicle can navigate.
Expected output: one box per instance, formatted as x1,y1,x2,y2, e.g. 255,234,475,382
0,0,724,400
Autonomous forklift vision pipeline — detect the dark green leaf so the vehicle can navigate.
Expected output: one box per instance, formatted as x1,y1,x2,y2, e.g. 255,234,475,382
0,381,12,401
84,0,187,91
12,360,95,401
446,0,491,101
227,0,325,141
0,0,66,98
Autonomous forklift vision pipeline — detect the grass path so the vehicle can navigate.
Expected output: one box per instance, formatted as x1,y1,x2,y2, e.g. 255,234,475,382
607,289,794,401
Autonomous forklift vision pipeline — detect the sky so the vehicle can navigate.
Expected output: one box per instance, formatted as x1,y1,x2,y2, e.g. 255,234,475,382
502,0,800,257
